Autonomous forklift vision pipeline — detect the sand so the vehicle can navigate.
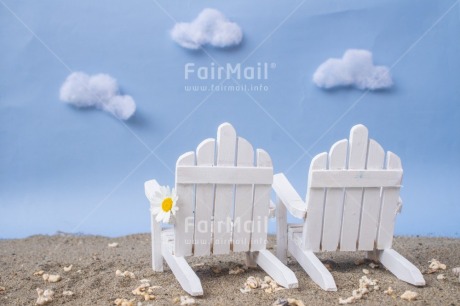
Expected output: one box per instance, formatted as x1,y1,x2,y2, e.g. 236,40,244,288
0,234,459,305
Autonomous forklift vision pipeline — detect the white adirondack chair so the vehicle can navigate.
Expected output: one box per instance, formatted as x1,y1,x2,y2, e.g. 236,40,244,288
145,123,298,296
273,124,425,291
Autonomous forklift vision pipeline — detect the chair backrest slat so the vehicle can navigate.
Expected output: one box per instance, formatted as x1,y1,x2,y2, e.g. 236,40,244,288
212,123,237,255
175,123,273,257
193,138,215,257
340,125,369,251
175,152,196,257
232,137,255,253
377,151,402,249
250,149,272,252
358,139,385,250
321,139,348,251
303,124,403,252
302,152,327,252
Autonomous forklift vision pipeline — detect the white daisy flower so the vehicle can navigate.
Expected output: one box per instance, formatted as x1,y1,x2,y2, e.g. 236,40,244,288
147,185,179,224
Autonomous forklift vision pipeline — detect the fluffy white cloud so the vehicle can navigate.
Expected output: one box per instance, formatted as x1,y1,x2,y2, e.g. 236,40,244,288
171,8,243,50
313,49,393,90
59,72,136,120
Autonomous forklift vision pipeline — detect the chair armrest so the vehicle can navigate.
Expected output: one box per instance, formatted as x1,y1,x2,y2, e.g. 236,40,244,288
272,173,307,219
145,179,161,202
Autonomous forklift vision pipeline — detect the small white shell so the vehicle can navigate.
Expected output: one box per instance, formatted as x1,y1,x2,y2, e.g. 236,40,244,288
429,259,446,271
113,298,135,306
338,296,355,305
287,298,306,306
63,265,73,272
36,288,54,305
384,286,394,295
400,290,418,301
42,274,61,283
115,270,135,279
245,276,259,289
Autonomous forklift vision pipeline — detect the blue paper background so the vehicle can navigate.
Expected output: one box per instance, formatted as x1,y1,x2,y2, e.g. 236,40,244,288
1,0,459,238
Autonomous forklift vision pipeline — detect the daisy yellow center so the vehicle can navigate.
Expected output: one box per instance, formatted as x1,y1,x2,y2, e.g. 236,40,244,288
161,197,173,212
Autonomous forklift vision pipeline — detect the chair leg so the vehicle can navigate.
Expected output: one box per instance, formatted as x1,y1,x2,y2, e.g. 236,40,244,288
288,238,337,291
151,214,163,272
253,249,298,289
161,245,203,296
368,248,425,286
276,197,288,264
245,252,257,268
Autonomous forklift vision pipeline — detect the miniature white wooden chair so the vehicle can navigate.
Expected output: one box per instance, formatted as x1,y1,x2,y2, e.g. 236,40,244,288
273,124,425,291
145,123,298,296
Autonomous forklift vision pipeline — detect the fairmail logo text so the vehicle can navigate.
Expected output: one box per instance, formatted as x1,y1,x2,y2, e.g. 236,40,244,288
184,62,276,80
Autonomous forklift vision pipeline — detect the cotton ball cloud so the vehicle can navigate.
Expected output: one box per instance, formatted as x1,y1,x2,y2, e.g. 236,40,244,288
171,8,243,50
59,72,136,120
313,49,393,90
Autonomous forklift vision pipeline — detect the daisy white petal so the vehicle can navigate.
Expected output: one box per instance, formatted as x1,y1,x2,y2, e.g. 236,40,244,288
156,212,164,222
151,207,161,215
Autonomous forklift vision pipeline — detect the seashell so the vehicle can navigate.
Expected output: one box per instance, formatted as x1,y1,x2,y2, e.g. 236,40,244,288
143,294,155,301
42,274,61,283
33,271,45,276
62,290,74,296
362,269,370,275
338,296,355,305
36,288,54,305
108,242,119,248
400,290,418,301
384,286,394,295
245,276,259,289
287,298,306,306
113,298,135,306
274,287,285,292
132,283,150,295
63,265,73,272
115,270,135,279
260,283,270,289
429,259,446,271
437,274,446,280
